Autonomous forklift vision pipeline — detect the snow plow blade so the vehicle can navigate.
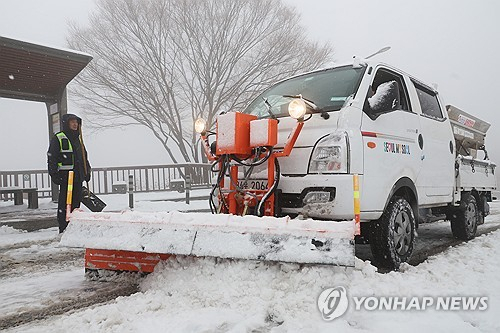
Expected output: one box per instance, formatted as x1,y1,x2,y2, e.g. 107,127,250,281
61,211,356,273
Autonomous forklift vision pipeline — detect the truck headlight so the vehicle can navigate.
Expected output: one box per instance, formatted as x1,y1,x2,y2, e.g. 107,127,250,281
309,131,349,174
288,99,307,119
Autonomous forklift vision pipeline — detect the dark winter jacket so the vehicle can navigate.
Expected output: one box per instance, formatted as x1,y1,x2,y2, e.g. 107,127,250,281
47,114,91,185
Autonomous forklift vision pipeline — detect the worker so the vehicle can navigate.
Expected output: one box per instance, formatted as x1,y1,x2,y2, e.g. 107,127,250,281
47,114,91,233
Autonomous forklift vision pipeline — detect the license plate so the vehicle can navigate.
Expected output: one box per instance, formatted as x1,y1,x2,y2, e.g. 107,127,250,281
238,179,268,190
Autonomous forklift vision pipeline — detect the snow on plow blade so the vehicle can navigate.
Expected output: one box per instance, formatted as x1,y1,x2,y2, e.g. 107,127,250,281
61,211,356,272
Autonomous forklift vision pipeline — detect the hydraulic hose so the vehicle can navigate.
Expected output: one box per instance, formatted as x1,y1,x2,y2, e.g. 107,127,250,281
210,148,279,216
209,155,229,214
231,147,273,167
256,158,280,217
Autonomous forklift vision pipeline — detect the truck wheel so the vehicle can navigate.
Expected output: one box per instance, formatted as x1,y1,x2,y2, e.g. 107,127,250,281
370,197,415,270
450,192,478,240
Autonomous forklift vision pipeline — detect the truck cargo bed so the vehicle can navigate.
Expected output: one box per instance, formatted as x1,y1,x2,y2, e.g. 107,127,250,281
456,155,497,191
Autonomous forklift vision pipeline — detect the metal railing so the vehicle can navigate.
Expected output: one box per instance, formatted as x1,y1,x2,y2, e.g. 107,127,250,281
0,170,52,199
0,163,212,199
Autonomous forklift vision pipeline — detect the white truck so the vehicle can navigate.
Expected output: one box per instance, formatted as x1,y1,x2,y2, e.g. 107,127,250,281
240,59,497,269
61,59,497,275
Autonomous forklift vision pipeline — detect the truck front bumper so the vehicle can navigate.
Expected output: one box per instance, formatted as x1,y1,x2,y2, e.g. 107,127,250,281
277,174,357,220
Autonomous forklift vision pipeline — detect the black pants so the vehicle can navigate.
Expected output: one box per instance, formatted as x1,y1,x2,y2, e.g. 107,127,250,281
57,174,83,233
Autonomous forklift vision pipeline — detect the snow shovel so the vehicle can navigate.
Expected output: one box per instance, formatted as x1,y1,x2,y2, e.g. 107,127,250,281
81,183,106,212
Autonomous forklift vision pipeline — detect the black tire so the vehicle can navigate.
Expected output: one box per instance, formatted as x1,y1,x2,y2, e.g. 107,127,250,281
370,197,415,270
450,192,478,240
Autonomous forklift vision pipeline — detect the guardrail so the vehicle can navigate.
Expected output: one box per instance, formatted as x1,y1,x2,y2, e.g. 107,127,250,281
0,163,212,200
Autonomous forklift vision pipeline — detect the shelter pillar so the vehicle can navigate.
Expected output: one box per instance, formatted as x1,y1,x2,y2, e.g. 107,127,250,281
46,89,68,201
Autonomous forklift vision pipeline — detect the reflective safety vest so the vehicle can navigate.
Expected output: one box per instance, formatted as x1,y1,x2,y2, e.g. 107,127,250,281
55,132,74,171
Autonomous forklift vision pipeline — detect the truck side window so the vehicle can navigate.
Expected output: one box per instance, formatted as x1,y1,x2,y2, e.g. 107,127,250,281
363,68,410,119
413,83,444,120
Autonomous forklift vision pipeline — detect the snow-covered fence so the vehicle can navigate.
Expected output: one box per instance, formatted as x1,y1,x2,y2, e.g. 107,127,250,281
0,163,213,199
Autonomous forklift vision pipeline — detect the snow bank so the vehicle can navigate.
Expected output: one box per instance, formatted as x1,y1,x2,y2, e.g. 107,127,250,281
0,225,24,235
0,227,58,248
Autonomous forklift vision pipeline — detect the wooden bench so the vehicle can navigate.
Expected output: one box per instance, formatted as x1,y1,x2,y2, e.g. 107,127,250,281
0,187,38,209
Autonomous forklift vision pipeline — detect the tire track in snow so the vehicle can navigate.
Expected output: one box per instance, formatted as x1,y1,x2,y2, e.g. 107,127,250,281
0,282,139,330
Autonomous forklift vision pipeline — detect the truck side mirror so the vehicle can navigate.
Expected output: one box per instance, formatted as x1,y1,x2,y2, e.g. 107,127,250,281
367,80,400,115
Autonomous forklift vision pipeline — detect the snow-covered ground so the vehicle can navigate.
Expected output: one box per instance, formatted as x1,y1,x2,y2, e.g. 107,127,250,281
0,188,211,215
1,199,499,332
0,226,58,247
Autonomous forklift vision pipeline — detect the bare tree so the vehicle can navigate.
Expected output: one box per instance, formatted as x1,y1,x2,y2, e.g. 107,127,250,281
68,0,333,163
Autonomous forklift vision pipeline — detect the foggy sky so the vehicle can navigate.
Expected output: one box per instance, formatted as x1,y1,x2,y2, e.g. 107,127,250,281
1,0,499,172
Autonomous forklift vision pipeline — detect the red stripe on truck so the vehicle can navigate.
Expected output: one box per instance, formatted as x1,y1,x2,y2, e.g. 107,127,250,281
361,131,377,137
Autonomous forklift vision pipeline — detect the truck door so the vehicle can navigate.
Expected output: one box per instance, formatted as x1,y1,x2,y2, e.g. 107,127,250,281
360,68,421,214
409,81,454,203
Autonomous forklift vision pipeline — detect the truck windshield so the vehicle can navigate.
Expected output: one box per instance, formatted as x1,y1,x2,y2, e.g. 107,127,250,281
243,66,365,118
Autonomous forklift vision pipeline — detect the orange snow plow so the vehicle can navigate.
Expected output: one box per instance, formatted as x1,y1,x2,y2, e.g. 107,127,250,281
61,100,359,274
62,210,356,273
85,249,171,273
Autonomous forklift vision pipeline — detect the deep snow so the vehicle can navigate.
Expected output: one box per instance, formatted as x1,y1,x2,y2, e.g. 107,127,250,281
2,201,499,332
